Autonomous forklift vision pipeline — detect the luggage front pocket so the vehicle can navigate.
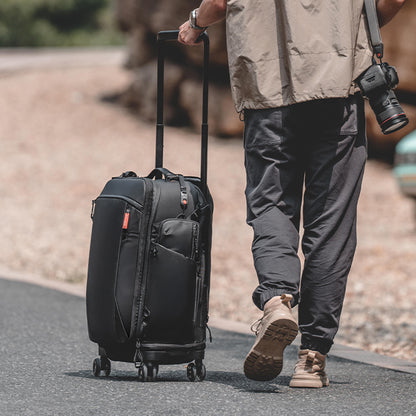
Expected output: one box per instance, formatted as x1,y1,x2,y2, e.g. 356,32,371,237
145,242,197,344
157,219,200,260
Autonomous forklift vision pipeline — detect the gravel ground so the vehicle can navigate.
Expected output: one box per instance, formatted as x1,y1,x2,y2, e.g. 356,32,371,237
1,62,415,362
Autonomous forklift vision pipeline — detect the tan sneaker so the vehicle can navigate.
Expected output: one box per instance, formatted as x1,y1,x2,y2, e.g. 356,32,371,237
289,349,330,388
243,294,298,381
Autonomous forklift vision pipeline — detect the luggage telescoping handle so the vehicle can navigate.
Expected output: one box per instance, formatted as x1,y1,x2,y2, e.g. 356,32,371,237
156,30,209,197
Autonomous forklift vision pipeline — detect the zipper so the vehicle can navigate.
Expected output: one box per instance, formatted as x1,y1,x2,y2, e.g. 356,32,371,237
150,241,158,257
97,194,143,211
193,250,205,326
133,178,156,359
191,222,200,260
193,268,202,325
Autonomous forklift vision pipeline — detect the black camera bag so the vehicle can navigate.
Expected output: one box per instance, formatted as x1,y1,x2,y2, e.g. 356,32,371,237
86,31,213,381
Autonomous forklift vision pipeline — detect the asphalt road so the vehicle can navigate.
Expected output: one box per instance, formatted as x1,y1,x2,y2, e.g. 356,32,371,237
1,277,415,416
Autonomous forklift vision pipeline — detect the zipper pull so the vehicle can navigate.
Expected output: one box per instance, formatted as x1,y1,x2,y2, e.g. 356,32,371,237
122,208,130,230
178,175,188,211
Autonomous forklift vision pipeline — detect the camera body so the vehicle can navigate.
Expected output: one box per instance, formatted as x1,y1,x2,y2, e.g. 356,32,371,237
356,62,408,134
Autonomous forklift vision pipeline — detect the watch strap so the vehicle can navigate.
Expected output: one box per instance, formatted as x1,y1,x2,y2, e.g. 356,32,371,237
189,9,207,30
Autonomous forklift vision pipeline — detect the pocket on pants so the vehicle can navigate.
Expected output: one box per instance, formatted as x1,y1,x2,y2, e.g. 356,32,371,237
313,95,362,137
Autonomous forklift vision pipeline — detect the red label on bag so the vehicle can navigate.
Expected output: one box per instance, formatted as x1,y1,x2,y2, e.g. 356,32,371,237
122,212,130,229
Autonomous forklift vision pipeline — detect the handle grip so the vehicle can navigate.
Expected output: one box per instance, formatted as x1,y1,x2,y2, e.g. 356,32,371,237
157,30,179,42
157,30,209,46
147,167,175,180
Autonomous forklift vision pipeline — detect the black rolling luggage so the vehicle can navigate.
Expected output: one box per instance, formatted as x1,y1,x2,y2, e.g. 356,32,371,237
86,30,213,382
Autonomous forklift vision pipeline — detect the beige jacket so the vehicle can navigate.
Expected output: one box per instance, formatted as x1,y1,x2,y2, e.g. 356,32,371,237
226,0,373,112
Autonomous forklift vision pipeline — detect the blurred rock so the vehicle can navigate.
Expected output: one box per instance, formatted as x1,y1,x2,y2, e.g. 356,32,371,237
114,0,237,137
114,0,140,32
179,79,241,137
118,60,188,125
124,26,155,69
381,2,416,94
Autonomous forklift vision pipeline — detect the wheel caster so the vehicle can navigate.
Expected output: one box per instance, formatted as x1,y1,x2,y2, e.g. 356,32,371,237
146,363,157,381
93,357,111,377
138,363,157,382
138,365,147,381
196,362,206,381
187,361,206,382
102,357,111,377
93,358,101,377
186,362,196,381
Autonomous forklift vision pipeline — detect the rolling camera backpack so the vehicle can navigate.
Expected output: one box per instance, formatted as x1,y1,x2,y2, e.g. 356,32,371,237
86,30,213,382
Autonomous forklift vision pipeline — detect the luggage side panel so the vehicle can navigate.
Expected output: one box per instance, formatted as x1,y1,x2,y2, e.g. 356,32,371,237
87,197,128,343
87,179,146,345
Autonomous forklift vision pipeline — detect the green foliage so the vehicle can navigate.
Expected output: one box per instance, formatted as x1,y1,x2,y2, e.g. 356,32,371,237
0,0,124,46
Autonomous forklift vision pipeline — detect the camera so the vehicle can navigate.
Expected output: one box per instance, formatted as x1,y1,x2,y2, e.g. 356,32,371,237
356,62,409,134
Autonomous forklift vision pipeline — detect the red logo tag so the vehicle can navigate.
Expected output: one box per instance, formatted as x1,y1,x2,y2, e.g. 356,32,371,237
122,212,130,230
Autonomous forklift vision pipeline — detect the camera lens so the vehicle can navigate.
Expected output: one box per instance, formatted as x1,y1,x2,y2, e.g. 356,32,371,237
369,90,409,134
382,114,409,134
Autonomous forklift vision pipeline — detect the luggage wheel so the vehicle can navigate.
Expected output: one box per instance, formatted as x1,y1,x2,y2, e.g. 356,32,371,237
138,362,159,382
92,356,111,377
186,360,206,382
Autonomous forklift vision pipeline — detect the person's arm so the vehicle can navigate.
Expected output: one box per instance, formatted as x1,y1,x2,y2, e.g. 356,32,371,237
178,0,227,45
376,0,406,27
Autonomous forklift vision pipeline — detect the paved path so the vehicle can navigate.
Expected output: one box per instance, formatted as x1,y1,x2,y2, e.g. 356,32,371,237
1,277,415,416
0,47,126,75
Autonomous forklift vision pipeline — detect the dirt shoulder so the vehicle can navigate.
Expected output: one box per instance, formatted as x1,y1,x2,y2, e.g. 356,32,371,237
1,53,415,362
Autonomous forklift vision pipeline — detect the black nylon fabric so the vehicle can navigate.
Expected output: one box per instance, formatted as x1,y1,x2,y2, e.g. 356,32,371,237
86,172,213,364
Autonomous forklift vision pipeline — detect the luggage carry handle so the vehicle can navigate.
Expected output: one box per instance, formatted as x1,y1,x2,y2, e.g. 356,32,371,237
156,30,209,197
147,167,176,180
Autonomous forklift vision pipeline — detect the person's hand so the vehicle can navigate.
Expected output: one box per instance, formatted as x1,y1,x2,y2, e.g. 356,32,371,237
178,21,204,46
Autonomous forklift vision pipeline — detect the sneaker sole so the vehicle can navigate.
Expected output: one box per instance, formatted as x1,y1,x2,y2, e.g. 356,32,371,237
243,319,298,381
289,376,329,388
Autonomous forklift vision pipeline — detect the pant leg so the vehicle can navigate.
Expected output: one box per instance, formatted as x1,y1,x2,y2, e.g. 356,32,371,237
298,94,367,354
244,107,304,310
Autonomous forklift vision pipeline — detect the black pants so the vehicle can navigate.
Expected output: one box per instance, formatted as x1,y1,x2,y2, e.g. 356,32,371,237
244,94,367,354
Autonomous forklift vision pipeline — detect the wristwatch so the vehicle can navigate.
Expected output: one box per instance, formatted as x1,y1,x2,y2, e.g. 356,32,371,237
189,9,207,30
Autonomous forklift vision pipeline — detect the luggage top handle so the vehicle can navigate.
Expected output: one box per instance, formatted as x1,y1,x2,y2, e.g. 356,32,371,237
156,30,209,197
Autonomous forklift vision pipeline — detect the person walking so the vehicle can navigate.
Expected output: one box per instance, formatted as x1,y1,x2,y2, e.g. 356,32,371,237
179,0,406,388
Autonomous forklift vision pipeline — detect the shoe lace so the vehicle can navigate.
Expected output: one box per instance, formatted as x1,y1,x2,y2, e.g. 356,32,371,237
250,318,262,336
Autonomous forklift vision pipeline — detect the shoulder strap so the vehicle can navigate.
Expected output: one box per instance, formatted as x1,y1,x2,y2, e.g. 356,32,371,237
364,0,384,59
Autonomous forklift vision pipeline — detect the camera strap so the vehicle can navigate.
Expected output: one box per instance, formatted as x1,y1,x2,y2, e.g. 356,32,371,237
364,0,384,59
